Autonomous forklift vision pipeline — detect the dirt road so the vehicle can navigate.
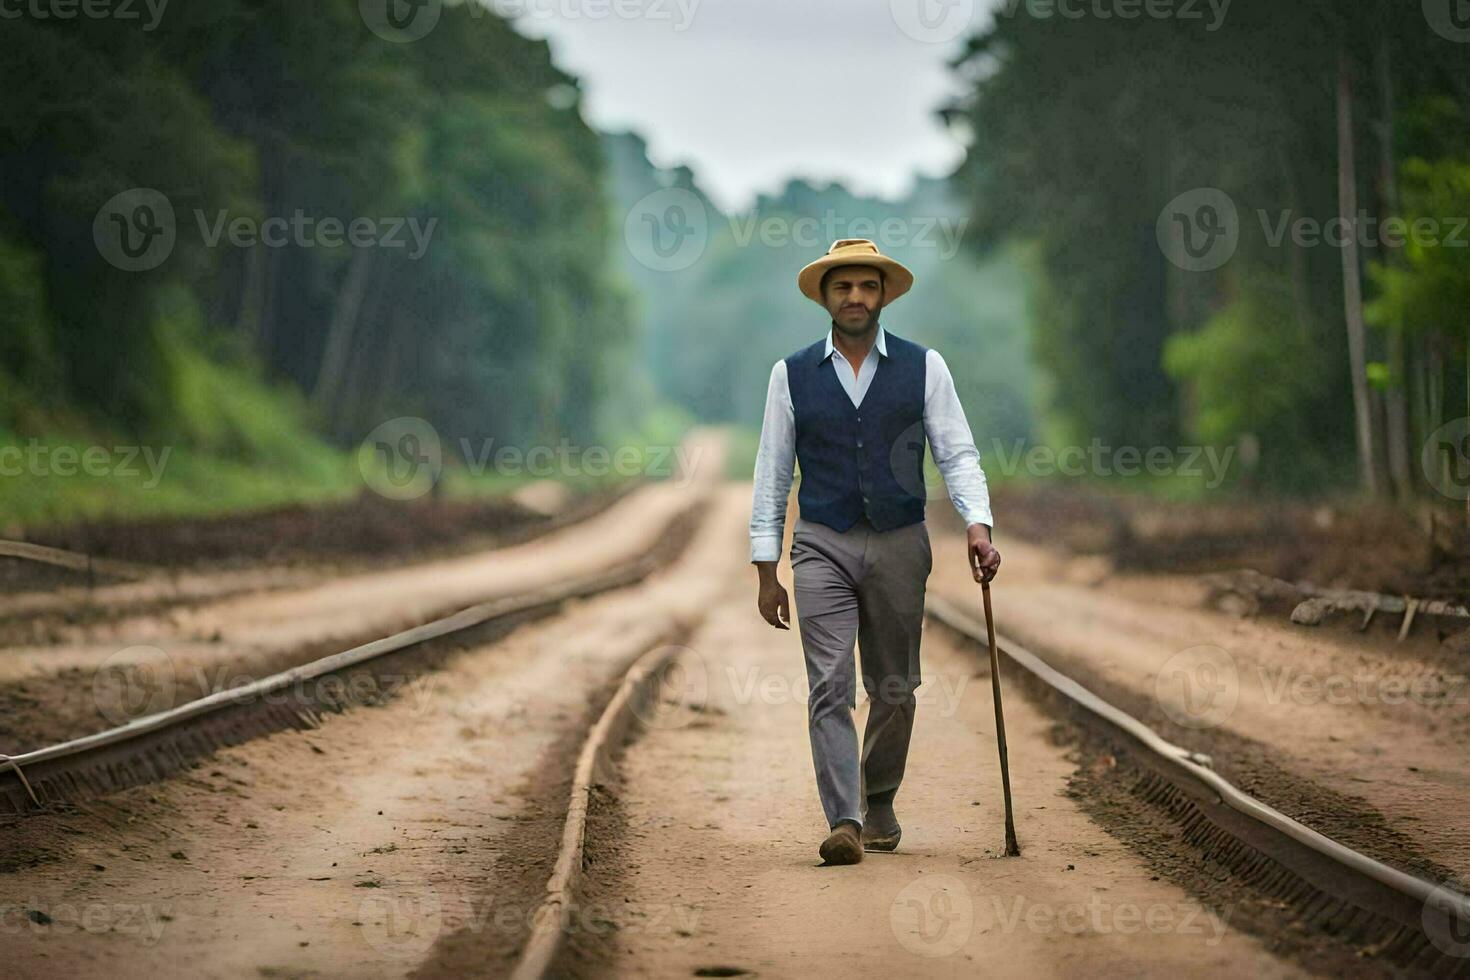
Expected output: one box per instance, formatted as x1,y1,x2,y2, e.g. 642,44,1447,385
0,483,746,979
926,528,1470,884
0,435,722,753
568,524,1302,979
4,483,1460,978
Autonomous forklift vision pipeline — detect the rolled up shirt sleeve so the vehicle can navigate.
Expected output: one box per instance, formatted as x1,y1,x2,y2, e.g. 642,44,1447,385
749,360,796,562
924,349,994,531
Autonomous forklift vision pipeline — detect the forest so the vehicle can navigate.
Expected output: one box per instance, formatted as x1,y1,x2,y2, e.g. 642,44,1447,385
946,0,1469,496
2,0,1468,526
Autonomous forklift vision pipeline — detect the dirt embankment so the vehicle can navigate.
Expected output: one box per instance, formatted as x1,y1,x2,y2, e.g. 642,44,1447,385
990,483,1470,602
1,485,633,596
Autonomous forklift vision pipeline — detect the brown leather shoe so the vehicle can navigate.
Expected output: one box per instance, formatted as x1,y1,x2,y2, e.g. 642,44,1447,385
862,803,902,852
819,822,863,866
862,824,902,852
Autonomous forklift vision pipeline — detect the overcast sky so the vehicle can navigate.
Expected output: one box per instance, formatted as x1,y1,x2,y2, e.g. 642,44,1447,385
507,0,994,211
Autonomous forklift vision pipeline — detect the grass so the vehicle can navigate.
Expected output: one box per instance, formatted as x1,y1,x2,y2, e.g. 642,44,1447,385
0,399,710,533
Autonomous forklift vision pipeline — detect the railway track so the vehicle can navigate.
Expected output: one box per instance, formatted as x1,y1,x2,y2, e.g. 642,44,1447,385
923,597,1470,978
514,595,1470,978
0,498,706,817
5,489,1468,977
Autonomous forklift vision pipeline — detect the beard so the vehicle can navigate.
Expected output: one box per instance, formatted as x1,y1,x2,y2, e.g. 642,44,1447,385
831,301,880,336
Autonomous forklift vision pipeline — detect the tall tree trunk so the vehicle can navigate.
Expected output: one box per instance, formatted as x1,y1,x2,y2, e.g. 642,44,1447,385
1429,331,1445,492
1374,38,1413,500
236,243,266,341
312,247,375,431
1337,47,1380,497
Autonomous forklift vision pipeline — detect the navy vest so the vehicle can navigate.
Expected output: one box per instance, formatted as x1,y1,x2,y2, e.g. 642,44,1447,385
786,331,928,533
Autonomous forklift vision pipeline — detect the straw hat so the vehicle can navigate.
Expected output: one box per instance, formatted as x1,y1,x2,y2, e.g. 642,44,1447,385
797,239,914,308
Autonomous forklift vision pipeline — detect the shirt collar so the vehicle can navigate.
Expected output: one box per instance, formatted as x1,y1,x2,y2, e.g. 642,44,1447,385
823,324,887,362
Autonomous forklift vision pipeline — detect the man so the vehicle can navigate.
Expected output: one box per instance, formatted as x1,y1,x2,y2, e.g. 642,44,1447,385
750,238,1001,866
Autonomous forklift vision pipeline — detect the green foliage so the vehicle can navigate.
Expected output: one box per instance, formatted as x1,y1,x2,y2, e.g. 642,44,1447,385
1163,275,1348,491
947,0,1466,495
0,0,642,526
602,134,1037,451
1366,157,1470,339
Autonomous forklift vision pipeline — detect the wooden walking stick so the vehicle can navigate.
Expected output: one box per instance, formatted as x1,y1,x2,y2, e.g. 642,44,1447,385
982,580,1021,856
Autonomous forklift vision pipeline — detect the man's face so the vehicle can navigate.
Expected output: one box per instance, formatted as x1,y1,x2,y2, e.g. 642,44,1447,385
823,264,884,336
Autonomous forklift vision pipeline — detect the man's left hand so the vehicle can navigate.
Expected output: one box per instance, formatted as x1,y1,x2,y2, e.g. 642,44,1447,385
967,524,1001,583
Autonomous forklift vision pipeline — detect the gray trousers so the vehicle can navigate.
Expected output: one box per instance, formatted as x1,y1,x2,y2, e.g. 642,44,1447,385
790,515,932,830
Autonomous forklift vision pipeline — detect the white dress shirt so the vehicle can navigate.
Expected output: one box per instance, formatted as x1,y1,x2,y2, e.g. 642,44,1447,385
749,325,993,562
